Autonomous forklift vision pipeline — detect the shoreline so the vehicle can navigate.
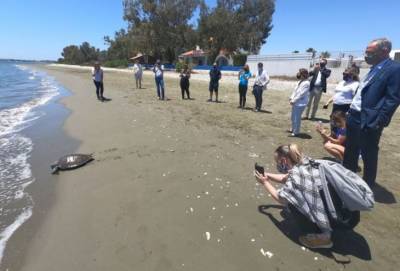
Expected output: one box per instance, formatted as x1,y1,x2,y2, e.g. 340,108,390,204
3,64,400,271
1,66,79,271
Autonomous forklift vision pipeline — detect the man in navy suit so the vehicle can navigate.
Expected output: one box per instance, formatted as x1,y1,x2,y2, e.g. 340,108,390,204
343,38,400,187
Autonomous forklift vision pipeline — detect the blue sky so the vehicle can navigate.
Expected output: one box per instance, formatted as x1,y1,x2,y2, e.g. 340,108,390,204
1,0,399,60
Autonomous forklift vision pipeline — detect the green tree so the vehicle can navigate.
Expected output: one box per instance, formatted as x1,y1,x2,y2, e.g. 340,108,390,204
60,45,84,64
306,47,317,57
79,42,100,63
123,0,200,63
292,50,299,53
320,51,331,58
198,0,275,62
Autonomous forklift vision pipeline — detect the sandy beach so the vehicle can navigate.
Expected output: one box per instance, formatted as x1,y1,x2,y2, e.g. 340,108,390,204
3,64,400,271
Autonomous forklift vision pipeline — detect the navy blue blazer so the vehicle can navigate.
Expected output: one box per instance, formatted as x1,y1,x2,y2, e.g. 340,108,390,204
360,59,400,129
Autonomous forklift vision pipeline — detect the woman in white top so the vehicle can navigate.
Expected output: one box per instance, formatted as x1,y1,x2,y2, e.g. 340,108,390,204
289,68,310,137
323,67,360,114
92,62,104,101
133,60,143,89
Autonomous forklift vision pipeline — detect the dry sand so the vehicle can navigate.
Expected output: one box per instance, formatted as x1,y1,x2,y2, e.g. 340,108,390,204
4,65,400,271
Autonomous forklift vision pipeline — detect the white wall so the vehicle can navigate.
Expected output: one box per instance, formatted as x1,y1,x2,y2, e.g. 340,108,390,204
247,53,314,77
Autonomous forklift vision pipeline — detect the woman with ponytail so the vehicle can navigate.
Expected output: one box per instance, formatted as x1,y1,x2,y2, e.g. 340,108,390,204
254,144,358,249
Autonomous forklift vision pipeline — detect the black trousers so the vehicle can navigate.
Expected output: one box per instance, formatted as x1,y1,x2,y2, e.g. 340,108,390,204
238,84,247,107
253,85,263,110
180,80,190,99
93,80,104,99
332,103,350,114
343,110,383,187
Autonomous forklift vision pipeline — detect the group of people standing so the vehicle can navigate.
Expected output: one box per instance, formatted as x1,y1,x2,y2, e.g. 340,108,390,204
255,38,400,249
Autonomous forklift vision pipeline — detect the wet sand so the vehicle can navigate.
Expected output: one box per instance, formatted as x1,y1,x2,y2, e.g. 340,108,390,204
5,65,400,271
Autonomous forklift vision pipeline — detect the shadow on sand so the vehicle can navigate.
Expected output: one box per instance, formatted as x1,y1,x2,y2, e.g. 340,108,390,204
241,107,272,114
258,205,371,265
373,183,397,204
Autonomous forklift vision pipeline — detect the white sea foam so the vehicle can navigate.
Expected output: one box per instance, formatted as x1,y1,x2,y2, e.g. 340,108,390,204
0,207,33,264
0,65,62,265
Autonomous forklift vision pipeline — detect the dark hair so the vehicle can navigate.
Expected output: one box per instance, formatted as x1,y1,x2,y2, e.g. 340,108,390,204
298,68,309,79
258,62,263,67
331,110,346,123
275,144,303,165
344,66,360,81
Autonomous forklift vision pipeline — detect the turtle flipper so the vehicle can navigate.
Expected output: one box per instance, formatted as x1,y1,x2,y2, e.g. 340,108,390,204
51,164,59,174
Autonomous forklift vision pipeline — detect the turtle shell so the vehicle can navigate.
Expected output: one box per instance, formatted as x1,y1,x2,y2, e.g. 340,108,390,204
56,154,94,170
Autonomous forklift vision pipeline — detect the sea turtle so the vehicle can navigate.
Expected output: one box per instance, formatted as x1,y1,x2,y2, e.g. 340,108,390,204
51,153,94,174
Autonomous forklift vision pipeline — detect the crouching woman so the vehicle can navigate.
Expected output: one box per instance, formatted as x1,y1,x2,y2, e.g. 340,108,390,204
254,144,359,249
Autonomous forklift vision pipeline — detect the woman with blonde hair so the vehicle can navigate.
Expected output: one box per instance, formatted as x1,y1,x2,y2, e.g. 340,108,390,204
254,143,359,249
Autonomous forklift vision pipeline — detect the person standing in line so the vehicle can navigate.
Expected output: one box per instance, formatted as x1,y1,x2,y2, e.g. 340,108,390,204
252,62,270,112
180,65,191,99
208,63,221,102
343,38,400,187
153,60,165,100
92,62,104,101
238,64,252,109
133,60,143,89
323,66,360,115
288,68,310,137
304,59,331,119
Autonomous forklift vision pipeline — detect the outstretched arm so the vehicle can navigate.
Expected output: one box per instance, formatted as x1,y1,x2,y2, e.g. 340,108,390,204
254,171,285,204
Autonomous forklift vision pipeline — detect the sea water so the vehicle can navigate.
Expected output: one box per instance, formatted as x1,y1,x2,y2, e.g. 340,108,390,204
0,61,62,263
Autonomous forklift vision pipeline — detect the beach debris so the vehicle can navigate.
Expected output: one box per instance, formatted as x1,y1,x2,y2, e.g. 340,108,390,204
248,153,259,158
210,183,214,187
234,203,239,207
186,195,190,199
251,238,256,242
205,191,209,195
215,177,222,181
220,216,224,219
205,232,211,240
162,173,166,177
260,248,274,258
314,257,318,261
226,204,230,208
217,238,221,243
212,206,216,210
189,207,194,213
169,149,175,152
204,172,208,176
196,195,201,199
301,246,307,251
50,153,94,174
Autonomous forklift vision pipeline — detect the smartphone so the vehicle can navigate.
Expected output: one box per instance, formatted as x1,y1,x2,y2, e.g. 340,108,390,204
255,163,265,175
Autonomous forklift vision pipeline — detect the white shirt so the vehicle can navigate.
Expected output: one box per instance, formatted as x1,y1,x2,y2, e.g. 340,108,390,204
254,69,270,89
314,71,322,87
350,58,390,111
92,67,103,82
333,80,359,105
133,63,142,75
290,80,310,106
153,66,163,77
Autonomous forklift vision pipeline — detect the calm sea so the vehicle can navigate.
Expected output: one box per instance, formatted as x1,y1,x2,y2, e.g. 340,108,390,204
0,61,62,263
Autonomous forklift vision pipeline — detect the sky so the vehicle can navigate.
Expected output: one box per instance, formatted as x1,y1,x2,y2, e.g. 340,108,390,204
0,0,399,60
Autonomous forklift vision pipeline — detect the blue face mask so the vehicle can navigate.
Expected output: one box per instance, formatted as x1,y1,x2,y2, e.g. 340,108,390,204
276,162,289,174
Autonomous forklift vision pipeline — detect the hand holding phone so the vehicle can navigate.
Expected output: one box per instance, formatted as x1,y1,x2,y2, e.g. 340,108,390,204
255,163,265,175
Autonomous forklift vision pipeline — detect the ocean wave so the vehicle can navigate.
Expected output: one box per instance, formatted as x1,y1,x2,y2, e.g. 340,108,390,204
0,65,62,265
0,75,59,137
0,207,32,263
